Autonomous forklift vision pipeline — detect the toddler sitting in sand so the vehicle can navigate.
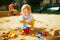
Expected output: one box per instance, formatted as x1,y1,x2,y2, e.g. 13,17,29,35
20,4,35,28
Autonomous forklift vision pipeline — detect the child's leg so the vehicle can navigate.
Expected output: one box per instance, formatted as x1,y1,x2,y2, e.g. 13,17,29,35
28,19,35,28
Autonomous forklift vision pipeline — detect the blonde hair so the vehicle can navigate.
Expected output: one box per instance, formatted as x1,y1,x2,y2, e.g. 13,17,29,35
21,4,31,13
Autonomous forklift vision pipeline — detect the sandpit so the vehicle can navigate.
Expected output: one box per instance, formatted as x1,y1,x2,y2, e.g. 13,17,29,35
0,14,60,40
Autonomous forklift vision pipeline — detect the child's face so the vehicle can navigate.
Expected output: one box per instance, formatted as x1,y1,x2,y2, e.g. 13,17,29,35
23,6,30,15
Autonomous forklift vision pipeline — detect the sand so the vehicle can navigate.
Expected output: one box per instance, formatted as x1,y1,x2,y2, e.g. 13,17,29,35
0,14,60,40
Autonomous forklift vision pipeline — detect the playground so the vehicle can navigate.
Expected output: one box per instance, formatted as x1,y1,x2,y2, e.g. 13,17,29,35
0,13,60,40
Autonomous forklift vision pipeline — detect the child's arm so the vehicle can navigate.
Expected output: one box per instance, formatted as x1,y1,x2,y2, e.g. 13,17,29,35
20,15,27,24
25,14,33,23
20,14,34,23
26,16,32,23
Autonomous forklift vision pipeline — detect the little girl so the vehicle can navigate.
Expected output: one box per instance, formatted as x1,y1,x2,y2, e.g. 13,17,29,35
9,2,14,11
20,4,35,28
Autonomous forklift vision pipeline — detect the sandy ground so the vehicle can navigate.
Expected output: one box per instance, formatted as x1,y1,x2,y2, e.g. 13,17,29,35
0,14,60,40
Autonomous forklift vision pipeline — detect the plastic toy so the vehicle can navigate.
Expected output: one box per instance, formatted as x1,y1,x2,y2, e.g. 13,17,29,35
22,24,30,34
8,30,17,38
41,32,47,36
31,34,35,37
22,24,29,29
37,32,44,40
38,32,42,34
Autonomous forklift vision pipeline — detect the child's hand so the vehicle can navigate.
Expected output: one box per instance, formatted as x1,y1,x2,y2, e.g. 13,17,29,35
20,20,27,24
20,20,24,22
